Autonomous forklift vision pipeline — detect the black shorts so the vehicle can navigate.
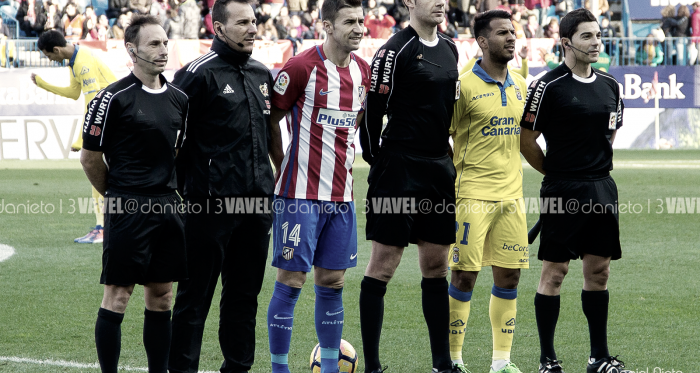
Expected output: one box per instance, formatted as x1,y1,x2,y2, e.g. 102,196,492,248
365,150,456,247
538,175,621,263
101,191,187,286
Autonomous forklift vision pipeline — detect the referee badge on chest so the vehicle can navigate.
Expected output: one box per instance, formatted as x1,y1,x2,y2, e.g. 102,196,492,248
455,80,461,100
608,112,618,130
260,83,269,97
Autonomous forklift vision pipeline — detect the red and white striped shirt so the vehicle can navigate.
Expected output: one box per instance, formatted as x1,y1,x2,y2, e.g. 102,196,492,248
272,45,371,202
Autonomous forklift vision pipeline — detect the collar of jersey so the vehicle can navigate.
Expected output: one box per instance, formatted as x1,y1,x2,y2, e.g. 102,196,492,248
211,36,251,67
315,45,356,67
68,44,79,68
472,59,514,106
128,72,168,93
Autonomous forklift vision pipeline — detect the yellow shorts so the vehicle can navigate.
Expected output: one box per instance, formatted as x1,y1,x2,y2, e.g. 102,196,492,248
449,198,529,271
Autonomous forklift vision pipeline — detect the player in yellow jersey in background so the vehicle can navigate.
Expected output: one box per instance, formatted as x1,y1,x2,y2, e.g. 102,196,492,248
31,30,117,244
448,10,528,373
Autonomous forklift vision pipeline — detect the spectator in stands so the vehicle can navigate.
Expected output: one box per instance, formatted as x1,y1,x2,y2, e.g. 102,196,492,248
16,0,46,37
81,5,96,39
512,7,526,39
661,4,679,38
178,0,199,39
302,6,319,28
129,0,151,14
525,0,550,26
439,16,458,38
691,2,700,64
584,0,609,21
268,0,285,19
202,0,215,38
543,16,558,38
388,0,408,27
258,16,279,40
107,0,130,20
290,14,312,38
475,0,499,12
150,0,169,23
62,2,83,40
600,16,614,37
287,0,306,16
310,18,325,39
674,5,690,64
285,26,303,54
256,3,272,26
365,0,378,14
0,16,11,38
111,11,129,38
163,8,183,38
44,3,63,34
96,14,109,39
524,12,543,38
637,33,663,66
364,5,394,38
554,0,572,19
496,0,510,11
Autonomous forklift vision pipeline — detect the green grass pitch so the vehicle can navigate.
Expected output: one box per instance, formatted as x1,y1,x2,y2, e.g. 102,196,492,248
0,150,697,373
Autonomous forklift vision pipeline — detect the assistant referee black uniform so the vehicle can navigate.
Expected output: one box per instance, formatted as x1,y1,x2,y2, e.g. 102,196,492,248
82,73,189,286
360,26,460,247
521,63,624,262
169,36,275,373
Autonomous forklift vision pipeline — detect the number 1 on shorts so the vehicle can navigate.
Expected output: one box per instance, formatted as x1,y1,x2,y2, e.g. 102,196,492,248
460,222,470,245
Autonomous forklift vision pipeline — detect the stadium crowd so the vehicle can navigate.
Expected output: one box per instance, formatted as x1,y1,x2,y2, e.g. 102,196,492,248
2,0,700,65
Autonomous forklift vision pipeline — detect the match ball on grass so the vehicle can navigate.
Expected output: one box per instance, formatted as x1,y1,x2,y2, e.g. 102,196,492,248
310,339,358,373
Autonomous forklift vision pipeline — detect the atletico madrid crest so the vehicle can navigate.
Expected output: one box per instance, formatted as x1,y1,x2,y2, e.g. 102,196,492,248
260,83,269,96
282,247,294,261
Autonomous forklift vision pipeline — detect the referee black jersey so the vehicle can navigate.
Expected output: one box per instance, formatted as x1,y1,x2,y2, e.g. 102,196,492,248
82,73,189,195
521,63,624,178
360,26,460,164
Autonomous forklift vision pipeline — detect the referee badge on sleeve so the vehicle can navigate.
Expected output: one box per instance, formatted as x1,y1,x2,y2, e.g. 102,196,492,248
455,80,461,100
608,112,618,130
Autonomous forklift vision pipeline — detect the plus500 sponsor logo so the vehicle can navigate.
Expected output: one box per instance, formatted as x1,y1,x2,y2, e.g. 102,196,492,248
317,108,358,128
481,116,521,136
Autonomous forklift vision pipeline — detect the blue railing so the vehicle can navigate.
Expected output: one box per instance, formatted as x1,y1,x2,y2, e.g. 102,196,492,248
0,10,19,39
3,37,699,69
600,36,697,67
1,38,65,68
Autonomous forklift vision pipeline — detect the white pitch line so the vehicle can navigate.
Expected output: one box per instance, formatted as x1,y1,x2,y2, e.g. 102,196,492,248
0,356,218,373
0,244,15,262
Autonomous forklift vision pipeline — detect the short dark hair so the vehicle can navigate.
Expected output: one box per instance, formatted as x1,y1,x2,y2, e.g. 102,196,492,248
473,9,512,39
124,15,162,46
38,30,67,52
559,8,596,42
321,0,362,24
212,0,257,26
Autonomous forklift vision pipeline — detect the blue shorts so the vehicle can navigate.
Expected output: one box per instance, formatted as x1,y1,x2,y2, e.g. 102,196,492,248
271,196,358,272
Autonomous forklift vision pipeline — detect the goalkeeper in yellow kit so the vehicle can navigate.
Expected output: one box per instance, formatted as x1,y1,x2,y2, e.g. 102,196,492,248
31,30,116,244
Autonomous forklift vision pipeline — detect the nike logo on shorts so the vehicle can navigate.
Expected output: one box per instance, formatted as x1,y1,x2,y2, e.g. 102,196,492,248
326,310,344,316
350,253,357,260
273,314,293,320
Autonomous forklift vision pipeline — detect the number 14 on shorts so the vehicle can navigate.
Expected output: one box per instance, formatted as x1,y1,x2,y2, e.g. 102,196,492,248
281,221,302,246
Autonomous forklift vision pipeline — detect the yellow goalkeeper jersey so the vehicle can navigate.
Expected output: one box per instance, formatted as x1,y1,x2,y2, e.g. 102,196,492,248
36,44,116,112
450,60,527,201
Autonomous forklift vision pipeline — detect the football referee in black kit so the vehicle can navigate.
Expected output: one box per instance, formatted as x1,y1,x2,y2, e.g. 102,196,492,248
358,0,460,371
168,0,278,372
80,15,188,373
520,9,631,373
